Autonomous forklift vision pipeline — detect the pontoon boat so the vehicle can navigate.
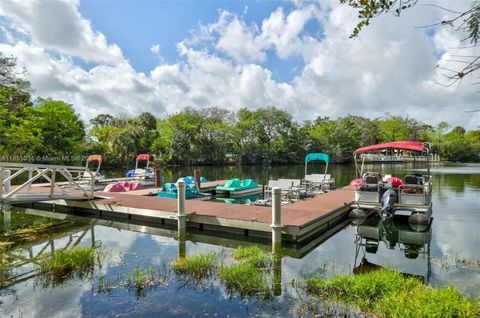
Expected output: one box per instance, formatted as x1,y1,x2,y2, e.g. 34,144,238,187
351,141,433,224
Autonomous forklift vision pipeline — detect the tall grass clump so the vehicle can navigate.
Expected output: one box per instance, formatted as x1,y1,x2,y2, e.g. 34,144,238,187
38,246,97,285
303,268,480,318
232,245,271,267
171,252,217,280
95,264,170,298
219,263,270,297
126,266,156,296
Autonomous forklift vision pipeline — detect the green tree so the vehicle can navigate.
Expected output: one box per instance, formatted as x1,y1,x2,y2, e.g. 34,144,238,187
378,115,411,142
33,99,85,163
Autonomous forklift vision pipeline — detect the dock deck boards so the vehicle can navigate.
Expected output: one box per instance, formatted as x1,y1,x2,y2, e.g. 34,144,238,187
12,179,355,242
90,185,354,227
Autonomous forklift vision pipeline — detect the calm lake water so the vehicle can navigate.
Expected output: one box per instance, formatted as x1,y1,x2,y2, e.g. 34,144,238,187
1,163,479,317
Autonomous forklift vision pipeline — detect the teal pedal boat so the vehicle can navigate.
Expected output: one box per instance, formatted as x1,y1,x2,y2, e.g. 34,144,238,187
215,178,262,198
157,183,210,200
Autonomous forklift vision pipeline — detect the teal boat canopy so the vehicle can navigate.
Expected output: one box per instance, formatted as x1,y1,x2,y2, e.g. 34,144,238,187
305,153,330,164
305,153,330,175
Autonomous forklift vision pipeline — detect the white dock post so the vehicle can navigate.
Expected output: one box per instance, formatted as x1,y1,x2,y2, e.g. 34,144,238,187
177,180,186,234
4,170,11,195
271,187,282,251
272,251,282,296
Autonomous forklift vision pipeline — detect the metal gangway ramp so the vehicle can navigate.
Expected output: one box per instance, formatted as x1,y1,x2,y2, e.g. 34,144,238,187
0,162,95,203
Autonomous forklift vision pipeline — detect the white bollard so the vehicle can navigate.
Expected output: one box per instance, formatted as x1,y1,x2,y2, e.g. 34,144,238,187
177,180,186,233
271,187,282,247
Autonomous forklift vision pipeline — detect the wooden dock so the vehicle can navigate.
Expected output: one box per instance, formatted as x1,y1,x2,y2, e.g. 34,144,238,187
16,182,355,243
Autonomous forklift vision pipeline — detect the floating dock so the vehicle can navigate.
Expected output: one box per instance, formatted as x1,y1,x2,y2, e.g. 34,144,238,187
15,182,355,243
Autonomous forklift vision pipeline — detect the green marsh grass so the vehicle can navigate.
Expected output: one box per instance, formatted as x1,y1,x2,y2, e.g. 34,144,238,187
171,252,217,280
304,269,480,318
219,263,270,297
126,266,156,296
232,245,271,268
38,246,98,286
39,246,95,277
95,264,170,298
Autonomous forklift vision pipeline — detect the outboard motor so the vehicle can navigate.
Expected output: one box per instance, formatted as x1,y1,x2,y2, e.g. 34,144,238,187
378,188,396,219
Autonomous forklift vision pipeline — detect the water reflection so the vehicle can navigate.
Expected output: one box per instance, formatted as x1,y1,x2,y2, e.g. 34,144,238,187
353,215,432,283
1,162,479,317
1,210,97,289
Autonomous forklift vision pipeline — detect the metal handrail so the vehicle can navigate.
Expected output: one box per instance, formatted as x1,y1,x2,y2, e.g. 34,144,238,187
0,162,95,203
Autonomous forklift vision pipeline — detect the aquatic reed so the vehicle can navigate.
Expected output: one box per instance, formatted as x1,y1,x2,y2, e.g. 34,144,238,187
232,245,271,268
219,263,270,297
171,252,217,280
39,246,95,278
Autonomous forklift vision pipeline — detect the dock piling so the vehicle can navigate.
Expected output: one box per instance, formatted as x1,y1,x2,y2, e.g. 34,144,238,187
177,180,186,234
194,169,201,188
271,187,282,250
155,169,162,188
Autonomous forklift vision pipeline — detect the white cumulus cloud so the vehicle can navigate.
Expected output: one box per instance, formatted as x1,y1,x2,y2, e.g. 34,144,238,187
0,0,478,129
0,0,124,64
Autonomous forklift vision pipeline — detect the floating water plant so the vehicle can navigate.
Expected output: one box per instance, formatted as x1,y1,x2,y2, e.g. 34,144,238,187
303,269,480,318
171,252,217,280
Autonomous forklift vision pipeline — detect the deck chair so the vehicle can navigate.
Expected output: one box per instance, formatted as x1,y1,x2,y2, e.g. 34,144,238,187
278,179,303,199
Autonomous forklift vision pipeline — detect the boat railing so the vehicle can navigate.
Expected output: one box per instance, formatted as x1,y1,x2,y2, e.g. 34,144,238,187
360,154,439,162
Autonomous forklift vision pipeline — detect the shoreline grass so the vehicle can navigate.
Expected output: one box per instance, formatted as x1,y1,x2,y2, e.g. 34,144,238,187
303,269,480,318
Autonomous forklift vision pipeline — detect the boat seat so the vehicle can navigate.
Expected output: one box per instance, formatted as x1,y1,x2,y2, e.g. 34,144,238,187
361,173,382,191
404,174,424,186
401,174,425,194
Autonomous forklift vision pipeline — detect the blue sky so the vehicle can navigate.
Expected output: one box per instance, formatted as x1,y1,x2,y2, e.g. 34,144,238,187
79,0,311,82
0,0,478,129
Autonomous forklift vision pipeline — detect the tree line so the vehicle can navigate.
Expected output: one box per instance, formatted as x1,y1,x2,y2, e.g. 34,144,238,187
1,54,479,166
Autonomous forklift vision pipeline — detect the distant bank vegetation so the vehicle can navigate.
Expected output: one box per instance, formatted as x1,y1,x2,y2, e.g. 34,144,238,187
1,54,479,166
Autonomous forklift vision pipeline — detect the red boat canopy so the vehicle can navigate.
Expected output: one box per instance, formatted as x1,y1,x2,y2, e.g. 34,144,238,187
136,154,152,161
86,154,103,163
353,141,427,154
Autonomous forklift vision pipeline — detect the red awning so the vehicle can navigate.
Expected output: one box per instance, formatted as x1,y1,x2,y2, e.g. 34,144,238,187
136,154,152,161
353,141,426,154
